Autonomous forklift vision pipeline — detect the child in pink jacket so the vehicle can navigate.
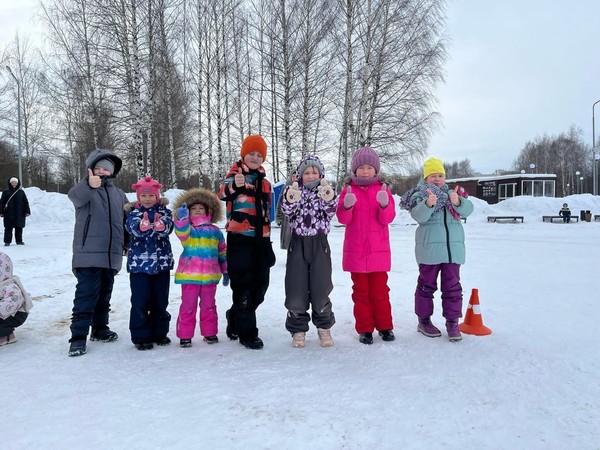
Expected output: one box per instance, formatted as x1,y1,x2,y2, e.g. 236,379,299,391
336,146,396,345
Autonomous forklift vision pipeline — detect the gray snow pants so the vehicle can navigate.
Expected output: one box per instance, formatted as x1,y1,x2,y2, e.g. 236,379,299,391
284,234,335,333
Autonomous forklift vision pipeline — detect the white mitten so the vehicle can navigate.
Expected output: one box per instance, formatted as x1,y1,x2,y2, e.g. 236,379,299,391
286,182,301,203
317,179,334,201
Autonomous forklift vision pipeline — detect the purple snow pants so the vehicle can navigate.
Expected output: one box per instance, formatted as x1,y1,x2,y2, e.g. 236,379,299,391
414,263,463,321
176,283,218,339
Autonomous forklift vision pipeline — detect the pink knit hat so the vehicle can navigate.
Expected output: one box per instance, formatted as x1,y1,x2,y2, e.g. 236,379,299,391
132,176,162,202
351,146,380,174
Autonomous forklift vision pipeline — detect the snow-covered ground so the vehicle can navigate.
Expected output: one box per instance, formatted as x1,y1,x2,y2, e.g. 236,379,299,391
3,187,600,449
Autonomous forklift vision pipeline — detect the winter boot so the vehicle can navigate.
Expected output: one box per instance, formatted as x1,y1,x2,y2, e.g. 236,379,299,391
135,342,154,351
68,337,87,357
317,328,334,348
292,332,306,348
7,332,17,344
180,339,192,348
90,328,119,342
0,335,9,346
203,336,219,344
240,336,264,350
446,320,462,342
378,330,395,342
358,332,373,345
155,337,171,346
225,309,238,340
417,318,442,338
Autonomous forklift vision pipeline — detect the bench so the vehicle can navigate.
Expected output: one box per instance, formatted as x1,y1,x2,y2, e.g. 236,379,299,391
542,215,579,223
487,216,524,223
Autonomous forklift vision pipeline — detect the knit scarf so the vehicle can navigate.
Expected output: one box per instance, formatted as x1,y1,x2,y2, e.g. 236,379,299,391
400,183,468,220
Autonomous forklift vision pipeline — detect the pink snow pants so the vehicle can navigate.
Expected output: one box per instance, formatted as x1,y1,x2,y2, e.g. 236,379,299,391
176,283,218,339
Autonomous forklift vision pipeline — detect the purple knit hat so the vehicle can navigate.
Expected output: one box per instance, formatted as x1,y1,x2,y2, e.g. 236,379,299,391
351,146,380,174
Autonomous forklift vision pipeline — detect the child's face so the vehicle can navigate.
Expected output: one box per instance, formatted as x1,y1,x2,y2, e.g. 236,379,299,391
563,203,568,207
93,166,112,177
425,173,446,187
302,166,320,184
355,164,376,179
243,151,264,170
190,204,207,217
139,193,157,208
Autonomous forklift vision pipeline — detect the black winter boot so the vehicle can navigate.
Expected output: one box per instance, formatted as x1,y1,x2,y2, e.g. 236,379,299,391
358,332,373,345
225,309,238,340
68,337,87,357
90,328,118,342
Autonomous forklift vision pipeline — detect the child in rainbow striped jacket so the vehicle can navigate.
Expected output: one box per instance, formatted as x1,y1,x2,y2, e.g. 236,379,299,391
172,188,228,348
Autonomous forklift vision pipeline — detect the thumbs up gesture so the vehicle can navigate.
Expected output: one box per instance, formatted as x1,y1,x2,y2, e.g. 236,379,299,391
343,186,357,209
317,179,335,202
153,212,165,231
234,168,245,188
140,212,152,231
376,183,389,207
286,182,301,203
449,185,460,206
88,168,101,189
426,188,437,207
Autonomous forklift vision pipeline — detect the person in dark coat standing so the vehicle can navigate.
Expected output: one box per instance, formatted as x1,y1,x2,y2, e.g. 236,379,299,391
67,149,129,357
0,177,30,246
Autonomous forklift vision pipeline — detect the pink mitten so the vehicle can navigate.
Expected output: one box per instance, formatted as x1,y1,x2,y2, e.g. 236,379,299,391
376,184,389,207
343,186,357,209
153,213,165,232
140,212,151,232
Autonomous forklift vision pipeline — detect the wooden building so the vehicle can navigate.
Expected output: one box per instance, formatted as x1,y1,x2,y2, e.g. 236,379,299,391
446,173,556,204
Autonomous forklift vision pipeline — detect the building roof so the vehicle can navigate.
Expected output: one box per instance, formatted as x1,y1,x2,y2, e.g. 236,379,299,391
446,173,557,183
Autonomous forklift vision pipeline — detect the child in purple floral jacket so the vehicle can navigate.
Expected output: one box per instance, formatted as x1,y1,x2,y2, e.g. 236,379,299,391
280,154,337,348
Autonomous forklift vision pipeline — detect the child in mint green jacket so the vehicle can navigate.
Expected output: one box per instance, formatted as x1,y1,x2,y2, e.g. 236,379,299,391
400,157,473,342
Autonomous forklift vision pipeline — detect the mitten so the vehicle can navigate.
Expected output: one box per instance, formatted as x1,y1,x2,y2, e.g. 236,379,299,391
376,184,389,207
286,182,301,203
234,168,245,188
343,186,357,209
222,274,230,286
139,212,151,231
153,213,165,232
317,179,334,202
177,202,189,221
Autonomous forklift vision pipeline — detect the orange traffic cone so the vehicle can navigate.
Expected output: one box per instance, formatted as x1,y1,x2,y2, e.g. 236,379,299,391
459,288,492,335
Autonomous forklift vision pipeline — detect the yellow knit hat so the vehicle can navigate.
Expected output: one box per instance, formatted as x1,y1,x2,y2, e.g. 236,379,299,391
423,157,445,179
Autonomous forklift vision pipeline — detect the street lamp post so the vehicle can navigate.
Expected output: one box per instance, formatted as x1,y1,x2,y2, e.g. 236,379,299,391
575,171,581,194
593,100,600,196
529,163,536,173
5,66,23,183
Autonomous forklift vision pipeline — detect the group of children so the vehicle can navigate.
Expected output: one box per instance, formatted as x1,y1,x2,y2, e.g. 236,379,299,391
0,138,475,355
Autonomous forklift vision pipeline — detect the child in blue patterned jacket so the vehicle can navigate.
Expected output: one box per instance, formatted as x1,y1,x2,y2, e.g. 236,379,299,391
280,154,337,348
125,176,174,351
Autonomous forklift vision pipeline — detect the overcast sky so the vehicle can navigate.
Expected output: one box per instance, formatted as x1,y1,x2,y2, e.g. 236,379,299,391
2,0,599,174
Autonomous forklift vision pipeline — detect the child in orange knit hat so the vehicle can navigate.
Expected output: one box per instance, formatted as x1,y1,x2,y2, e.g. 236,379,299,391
218,134,275,350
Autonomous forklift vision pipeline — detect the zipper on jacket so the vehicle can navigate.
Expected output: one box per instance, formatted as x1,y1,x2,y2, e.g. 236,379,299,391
103,180,113,268
443,208,453,263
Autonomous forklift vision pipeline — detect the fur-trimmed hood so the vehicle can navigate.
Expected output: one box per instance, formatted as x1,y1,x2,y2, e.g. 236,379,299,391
172,188,223,223
124,197,169,213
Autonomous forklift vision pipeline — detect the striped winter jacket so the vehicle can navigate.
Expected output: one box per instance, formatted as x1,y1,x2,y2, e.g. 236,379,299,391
218,161,272,238
174,217,227,285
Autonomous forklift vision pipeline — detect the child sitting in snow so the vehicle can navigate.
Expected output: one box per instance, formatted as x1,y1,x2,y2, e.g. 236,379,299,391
280,154,337,348
172,188,228,348
399,157,473,342
125,176,174,351
0,252,33,346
